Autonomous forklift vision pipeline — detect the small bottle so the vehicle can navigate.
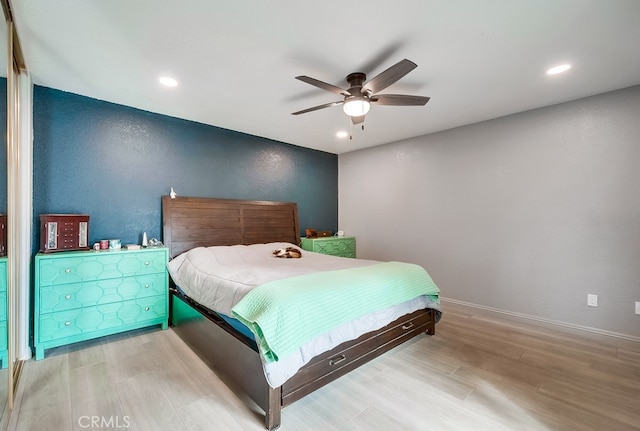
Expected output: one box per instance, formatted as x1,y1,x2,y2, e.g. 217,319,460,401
142,232,148,248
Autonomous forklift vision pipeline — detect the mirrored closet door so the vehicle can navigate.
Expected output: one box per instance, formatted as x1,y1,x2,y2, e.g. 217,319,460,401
0,5,9,429
1,0,29,428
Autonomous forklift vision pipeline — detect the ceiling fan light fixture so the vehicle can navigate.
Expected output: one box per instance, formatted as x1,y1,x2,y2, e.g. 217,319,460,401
342,97,370,117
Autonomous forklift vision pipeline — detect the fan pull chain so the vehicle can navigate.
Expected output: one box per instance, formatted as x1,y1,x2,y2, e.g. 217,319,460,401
346,120,365,140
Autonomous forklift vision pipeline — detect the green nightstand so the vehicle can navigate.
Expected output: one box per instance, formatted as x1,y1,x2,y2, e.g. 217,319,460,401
300,236,356,258
34,247,169,360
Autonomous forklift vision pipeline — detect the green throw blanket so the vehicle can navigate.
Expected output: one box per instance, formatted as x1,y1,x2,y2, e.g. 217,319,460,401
232,261,440,363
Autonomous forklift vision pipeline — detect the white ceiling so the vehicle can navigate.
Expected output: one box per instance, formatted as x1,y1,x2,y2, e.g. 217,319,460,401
11,0,640,154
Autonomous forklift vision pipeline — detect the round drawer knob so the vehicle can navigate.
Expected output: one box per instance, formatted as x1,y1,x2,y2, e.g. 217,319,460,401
65,295,71,300
145,307,150,311
144,284,150,289
65,268,71,273
144,261,150,266
64,321,71,326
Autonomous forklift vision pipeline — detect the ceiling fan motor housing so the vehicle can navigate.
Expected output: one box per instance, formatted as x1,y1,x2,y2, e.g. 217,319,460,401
346,72,367,94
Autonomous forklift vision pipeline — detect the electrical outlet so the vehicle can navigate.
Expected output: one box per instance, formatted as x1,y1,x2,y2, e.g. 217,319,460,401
587,294,598,307
635,301,640,315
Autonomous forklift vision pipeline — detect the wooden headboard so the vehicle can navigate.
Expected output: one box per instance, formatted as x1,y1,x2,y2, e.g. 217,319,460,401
162,196,300,258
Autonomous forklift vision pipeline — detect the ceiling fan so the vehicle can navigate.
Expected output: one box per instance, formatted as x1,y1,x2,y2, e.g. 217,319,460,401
292,59,430,125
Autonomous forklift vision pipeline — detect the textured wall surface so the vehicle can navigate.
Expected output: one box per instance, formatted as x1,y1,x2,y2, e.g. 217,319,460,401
339,86,640,338
33,86,337,253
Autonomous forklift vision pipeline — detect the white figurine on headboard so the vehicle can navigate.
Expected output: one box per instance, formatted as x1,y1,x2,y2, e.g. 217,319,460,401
170,187,177,199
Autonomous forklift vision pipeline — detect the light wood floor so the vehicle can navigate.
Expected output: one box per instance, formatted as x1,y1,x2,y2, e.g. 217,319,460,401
9,302,640,430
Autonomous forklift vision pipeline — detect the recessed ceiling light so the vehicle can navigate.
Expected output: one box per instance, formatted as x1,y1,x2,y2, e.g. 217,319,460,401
336,131,349,139
546,64,571,75
159,76,178,87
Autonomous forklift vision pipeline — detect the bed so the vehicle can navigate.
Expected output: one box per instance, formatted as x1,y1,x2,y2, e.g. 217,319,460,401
162,195,441,429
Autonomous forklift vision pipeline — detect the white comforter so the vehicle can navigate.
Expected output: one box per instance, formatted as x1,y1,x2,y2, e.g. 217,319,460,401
167,242,379,315
167,242,440,387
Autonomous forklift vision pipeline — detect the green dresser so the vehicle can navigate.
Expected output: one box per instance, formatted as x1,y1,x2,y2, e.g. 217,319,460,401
34,247,169,360
0,257,7,368
300,236,356,258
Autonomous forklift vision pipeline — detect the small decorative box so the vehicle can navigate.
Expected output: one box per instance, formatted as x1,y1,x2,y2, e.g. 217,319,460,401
0,214,5,256
40,214,90,253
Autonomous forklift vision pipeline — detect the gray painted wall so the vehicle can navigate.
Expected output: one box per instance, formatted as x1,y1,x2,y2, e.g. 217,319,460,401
339,85,640,338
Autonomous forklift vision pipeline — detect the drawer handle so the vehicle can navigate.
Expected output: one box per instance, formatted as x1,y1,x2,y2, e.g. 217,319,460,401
144,284,150,289
65,295,71,300
144,261,150,266
145,306,150,311
329,354,346,366
65,268,71,273
64,321,71,326
402,322,414,330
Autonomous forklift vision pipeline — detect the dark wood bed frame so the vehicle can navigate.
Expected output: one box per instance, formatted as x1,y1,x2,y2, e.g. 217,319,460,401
162,195,436,430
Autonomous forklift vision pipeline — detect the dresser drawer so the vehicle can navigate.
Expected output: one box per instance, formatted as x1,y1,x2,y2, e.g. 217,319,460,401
0,293,5,321
0,259,6,292
39,273,167,313
301,237,356,258
37,249,168,286
0,321,6,350
38,295,167,343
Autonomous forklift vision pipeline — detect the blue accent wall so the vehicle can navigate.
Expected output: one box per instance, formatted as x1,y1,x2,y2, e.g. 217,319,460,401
33,86,337,252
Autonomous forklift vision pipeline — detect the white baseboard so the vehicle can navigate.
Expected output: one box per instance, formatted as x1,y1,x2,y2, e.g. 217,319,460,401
440,296,640,344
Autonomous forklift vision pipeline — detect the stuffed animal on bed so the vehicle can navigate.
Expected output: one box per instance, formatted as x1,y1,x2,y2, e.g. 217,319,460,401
272,247,302,258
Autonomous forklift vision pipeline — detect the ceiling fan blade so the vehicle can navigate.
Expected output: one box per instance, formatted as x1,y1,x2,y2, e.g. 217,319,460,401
351,115,365,125
370,94,430,106
291,100,343,115
295,76,351,96
361,59,418,95
357,40,404,77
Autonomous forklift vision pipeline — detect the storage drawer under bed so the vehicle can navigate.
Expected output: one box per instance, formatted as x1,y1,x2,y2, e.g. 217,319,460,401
281,308,434,405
